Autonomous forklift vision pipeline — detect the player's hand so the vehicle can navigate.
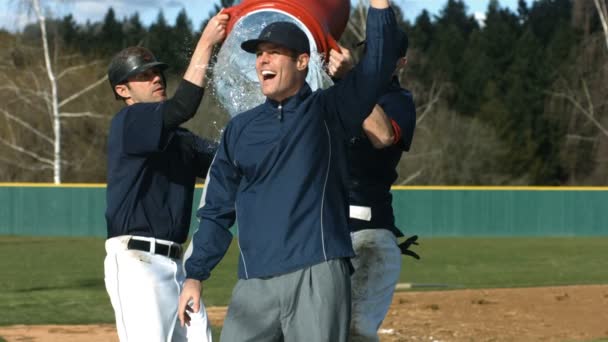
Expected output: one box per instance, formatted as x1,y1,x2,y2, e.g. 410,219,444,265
398,235,421,260
178,279,202,327
328,44,354,79
200,11,230,46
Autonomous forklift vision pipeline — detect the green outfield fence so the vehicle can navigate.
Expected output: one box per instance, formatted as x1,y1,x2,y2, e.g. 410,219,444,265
1,184,607,237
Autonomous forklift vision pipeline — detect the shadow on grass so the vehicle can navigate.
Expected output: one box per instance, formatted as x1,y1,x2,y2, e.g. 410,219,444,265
14,279,105,293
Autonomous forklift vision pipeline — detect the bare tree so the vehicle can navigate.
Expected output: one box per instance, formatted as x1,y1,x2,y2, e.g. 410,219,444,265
0,0,108,183
593,0,608,50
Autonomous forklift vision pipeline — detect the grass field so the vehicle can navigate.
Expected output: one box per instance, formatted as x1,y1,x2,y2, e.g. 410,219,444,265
1,236,608,326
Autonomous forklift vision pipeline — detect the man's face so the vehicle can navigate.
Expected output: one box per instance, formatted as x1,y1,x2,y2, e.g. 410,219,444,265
116,67,167,105
255,42,309,102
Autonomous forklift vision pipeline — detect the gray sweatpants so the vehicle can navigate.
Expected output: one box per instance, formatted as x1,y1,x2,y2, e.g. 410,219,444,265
220,258,351,342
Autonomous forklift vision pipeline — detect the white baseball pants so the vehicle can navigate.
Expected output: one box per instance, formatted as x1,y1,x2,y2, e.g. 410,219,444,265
104,236,212,342
349,229,402,342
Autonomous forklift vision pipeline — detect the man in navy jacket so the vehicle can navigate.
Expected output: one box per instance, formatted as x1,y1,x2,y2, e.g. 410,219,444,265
179,1,401,340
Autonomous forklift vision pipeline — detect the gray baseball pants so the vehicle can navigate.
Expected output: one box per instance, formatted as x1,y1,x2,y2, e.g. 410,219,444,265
220,258,351,342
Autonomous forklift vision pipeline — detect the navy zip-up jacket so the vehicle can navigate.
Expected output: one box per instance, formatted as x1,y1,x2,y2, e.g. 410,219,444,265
185,7,400,281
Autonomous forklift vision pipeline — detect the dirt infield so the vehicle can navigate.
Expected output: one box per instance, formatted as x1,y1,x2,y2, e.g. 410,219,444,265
1,285,606,342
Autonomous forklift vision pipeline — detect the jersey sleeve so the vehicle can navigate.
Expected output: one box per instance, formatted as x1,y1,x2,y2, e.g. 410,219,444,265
185,121,241,281
380,90,416,151
122,103,173,155
175,129,219,178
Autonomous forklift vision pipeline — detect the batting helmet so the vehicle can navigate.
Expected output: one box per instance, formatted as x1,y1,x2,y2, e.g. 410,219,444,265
107,46,168,99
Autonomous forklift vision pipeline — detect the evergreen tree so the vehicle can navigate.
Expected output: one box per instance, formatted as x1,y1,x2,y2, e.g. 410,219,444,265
527,0,573,45
171,9,194,72
100,8,124,55
517,0,529,23
147,11,174,68
123,13,146,47
59,14,78,48
410,10,434,52
435,0,478,37
502,29,566,184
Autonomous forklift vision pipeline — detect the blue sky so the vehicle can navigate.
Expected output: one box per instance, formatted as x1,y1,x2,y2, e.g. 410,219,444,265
0,0,535,32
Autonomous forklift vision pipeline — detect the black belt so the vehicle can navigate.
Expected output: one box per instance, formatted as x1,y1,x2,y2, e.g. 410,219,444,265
127,239,182,259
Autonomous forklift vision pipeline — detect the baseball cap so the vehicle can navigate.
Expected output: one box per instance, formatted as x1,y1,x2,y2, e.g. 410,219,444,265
357,28,409,57
241,21,310,55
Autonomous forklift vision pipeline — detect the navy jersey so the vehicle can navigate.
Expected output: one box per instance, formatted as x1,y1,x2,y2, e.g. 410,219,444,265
105,100,217,244
348,77,416,237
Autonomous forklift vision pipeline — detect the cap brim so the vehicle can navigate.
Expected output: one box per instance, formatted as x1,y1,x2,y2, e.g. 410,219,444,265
241,39,267,53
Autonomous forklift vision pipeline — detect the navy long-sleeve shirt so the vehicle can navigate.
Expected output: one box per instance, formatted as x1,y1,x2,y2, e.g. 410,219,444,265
105,81,217,243
185,6,400,281
348,78,416,237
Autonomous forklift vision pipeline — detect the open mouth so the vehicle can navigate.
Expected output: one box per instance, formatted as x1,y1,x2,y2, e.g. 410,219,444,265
261,70,277,81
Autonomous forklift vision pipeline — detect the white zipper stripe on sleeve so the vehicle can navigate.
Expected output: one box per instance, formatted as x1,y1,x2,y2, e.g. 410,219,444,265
320,121,330,261
235,203,249,279
184,156,216,265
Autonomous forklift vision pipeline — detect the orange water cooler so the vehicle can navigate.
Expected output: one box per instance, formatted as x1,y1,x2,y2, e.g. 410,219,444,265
223,0,350,58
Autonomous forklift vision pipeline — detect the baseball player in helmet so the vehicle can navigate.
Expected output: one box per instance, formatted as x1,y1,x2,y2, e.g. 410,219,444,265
328,29,419,341
103,11,229,342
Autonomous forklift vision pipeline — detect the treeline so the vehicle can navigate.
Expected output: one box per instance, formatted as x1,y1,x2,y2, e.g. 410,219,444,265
18,1,235,74
393,0,607,185
1,0,606,185
397,0,605,185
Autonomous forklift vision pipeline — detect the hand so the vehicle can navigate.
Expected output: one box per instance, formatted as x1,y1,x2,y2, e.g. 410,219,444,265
200,11,230,47
327,44,354,79
398,235,420,260
178,279,202,327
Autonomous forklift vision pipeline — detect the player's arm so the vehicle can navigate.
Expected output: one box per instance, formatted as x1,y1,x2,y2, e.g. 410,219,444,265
319,2,399,137
377,90,416,151
362,105,396,149
162,11,229,131
327,44,396,149
179,122,240,327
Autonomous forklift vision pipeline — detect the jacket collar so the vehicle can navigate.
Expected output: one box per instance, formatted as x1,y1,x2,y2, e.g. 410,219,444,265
265,83,312,111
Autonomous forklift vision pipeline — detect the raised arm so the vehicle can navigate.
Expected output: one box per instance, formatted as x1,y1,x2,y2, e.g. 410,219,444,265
320,3,399,137
162,12,230,131
183,12,229,87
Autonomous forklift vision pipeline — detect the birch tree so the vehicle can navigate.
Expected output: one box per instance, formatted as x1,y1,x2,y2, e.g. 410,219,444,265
593,0,608,50
0,0,108,183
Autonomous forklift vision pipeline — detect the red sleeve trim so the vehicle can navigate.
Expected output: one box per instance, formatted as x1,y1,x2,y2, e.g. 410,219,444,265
391,119,402,145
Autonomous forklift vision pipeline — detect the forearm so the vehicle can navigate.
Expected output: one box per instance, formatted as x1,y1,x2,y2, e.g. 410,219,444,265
162,80,204,130
182,40,214,87
363,105,395,149
182,11,229,87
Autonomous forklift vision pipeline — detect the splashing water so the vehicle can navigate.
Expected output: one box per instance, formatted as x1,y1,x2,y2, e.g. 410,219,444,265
211,10,334,118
